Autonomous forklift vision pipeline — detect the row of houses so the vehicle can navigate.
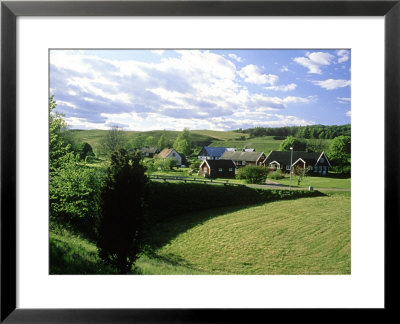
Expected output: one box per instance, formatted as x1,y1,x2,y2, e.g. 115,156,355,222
140,145,331,178
198,146,331,178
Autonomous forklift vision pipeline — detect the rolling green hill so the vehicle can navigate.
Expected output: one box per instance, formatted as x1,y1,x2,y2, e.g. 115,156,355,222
62,129,332,157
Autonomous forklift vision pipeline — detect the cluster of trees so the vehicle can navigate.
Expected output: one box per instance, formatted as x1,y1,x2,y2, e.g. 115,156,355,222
279,135,351,174
236,124,351,140
50,96,148,273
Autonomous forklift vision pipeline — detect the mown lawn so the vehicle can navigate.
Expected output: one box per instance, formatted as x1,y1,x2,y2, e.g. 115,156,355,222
270,174,351,190
141,192,351,274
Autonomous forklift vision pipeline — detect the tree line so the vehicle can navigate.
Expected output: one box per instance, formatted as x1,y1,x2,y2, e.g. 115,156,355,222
235,124,351,139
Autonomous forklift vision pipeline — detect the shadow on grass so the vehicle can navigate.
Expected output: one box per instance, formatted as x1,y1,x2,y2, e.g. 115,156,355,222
142,191,326,255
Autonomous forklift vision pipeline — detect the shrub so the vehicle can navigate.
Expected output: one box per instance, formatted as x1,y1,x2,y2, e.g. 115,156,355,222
97,149,148,274
270,169,284,180
237,165,269,184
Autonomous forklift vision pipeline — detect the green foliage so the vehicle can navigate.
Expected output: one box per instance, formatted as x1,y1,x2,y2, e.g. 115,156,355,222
237,165,269,184
49,96,102,238
153,157,178,171
173,128,194,156
101,126,126,154
328,136,351,173
97,149,148,274
79,142,95,160
145,136,156,147
157,133,168,150
280,136,307,151
242,124,350,140
293,165,308,185
306,138,328,152
49,96,70,172
270,169,284,180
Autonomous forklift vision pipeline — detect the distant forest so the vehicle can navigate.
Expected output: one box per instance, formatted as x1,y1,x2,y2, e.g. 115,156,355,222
234,124,351,140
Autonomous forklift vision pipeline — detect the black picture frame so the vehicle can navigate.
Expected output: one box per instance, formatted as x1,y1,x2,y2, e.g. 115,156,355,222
1,0,399,322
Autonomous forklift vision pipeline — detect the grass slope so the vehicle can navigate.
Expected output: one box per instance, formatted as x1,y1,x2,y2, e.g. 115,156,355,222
50,192,350,275
143,192,350,274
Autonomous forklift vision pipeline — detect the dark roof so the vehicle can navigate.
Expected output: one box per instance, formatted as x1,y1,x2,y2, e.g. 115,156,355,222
140,147,159,154
199,146,227,158
264,151,325,165
220,151,264,162
201,159,236,169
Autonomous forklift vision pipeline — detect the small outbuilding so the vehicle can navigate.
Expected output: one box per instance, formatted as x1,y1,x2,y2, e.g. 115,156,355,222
199,159,236,178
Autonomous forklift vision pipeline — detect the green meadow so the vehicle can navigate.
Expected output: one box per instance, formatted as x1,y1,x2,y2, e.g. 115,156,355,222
50,191,350,275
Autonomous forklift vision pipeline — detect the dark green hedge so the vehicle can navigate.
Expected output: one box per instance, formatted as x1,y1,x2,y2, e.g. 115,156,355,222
145,182,323,226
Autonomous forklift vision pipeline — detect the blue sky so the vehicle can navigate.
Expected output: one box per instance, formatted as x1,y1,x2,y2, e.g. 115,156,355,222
50,49,351,131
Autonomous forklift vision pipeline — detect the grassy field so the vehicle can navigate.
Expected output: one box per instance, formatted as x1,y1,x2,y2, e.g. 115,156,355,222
50,192,350,275
270,174,351,190
142,191,350,274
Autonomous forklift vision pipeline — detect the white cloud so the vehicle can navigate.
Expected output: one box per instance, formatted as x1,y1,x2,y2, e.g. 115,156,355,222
337,97,351,104
51,50,317,131
337,50,350,63
346,110,351,117
228,53,242,62
293,51,335,74
264,83,297,92
280,66,289,72
238,64,278,85
313,79,351,90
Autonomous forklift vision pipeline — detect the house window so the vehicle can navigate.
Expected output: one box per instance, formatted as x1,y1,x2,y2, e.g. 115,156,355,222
309,166,313,171
242,161,246,165
229,168,233,172
320,157,324,163
218,168,223,172
286,165,291,170
172,153,176,157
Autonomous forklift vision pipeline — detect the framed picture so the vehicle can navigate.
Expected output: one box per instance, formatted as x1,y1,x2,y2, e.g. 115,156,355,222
1,0,399,322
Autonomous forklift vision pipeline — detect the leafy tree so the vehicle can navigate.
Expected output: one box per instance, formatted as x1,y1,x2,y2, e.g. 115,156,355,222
130,134,146,149
306,139,326,152
102,126,126,153
154,157,178,171
293,165,308,185
145,136,156,147
157,134,168,150
49,96,70,171
279,136,307,151
79,142,95,160
97,149,148,274
328,135,351,173
173,128,194,156
237,165,269,184
49,96,102,237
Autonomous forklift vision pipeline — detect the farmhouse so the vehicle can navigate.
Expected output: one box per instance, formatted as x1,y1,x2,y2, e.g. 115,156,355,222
199,159,236,178
220,151,266,167
197,146,228,160
139,147,159,158
157,148,187,167
263,151,331,176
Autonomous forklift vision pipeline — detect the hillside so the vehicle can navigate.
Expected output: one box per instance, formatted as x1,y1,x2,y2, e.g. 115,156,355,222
62,128,333,157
